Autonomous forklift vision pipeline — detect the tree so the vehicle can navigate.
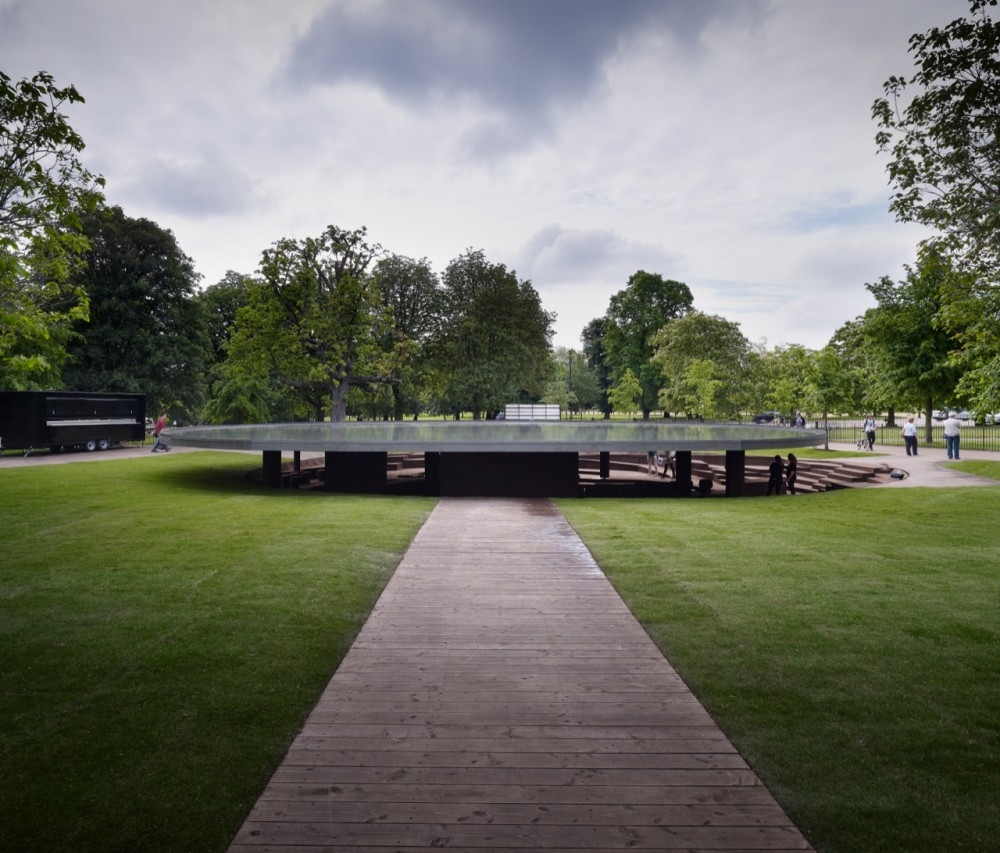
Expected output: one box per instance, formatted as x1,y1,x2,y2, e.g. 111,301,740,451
760,344,813,421
0,70,104,388
371,254,442,419
196,270,257,365
433,249,553,419
859,247,967,437
606,367,642,417
873,0,1000,273
63,206,209,421
804,346,854,448
650,311,751,419
542,347,601,417
580,317,613,418
226,225,390,422
602,271,693,418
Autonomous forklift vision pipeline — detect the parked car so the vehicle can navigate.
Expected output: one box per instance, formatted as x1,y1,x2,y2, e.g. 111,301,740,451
752,411,782,424
933,409,971,421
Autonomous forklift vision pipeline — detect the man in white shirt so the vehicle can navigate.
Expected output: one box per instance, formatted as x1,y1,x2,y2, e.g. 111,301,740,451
943,412,961,460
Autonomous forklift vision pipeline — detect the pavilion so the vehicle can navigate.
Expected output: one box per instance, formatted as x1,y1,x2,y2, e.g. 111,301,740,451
163,420,825,498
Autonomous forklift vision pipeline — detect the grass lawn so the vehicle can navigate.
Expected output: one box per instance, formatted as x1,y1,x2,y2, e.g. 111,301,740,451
557,482,1000,853
0,452,434,853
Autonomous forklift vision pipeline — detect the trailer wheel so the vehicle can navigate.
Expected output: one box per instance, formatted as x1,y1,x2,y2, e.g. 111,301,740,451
97,439,111,451
84,439,98,452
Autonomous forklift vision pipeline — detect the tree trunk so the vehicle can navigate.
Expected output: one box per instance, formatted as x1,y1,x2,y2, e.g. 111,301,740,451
393,384,404,421
330,382,348,422
924,396,934,444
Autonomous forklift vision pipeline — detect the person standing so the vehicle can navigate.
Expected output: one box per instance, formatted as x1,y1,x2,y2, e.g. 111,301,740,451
902,416,918,456
943,411,961,460
766,454,784,495
862,413,877,450
785,452,798,494
150,413,170,452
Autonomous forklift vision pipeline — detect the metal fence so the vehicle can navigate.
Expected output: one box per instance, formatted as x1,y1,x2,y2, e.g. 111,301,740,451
826,423,1000,453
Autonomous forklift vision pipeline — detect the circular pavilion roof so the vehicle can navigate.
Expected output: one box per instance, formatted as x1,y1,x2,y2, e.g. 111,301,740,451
164,421,826,453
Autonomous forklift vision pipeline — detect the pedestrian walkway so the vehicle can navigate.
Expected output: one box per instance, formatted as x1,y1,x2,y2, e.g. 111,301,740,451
229,499,813,851
826,441,999,488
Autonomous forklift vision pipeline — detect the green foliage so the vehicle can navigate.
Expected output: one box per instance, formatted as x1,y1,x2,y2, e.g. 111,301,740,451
759,344,811,419
873,0,1000,273
62,206,209,421
226,225,388,422
580,317,612,417
651,311,752,418
0,70,104,388
433,249,553,418
543,347,600,416
861,247,967,420
804,345,855,425
195,270,257,365
371,254,442,419
606,366,642,416
603,271,694,418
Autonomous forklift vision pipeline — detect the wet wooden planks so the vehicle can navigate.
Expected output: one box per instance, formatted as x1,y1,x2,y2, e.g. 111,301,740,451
229,498,812,852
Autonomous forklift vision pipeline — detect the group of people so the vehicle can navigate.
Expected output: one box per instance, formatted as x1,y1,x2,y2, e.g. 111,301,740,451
864,412,961,459
767,453,798,495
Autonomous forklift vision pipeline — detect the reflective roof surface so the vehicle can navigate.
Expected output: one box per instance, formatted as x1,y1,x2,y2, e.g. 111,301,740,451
164,421,825,453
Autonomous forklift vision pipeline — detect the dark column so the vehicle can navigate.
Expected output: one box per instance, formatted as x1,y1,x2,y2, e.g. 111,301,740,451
675,450,693,492
323,451,388,494
725,449,746,497
262,450,282,488
423,452,440,495
438,452,578,497
293,450,301,472
599,451,610,480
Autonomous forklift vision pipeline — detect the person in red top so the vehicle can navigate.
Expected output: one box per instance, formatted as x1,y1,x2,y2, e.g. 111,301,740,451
150,413,170,452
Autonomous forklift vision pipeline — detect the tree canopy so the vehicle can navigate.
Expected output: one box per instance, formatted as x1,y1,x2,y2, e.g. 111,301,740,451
226,225,390,422
602,271,693,418
651,311,752,419
371,254,442,419
0,70,104,389
62,206,209,420
873,0,1000,273
433,249,553,419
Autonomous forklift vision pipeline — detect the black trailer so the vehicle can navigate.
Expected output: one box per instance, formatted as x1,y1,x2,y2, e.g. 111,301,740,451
0,391,147,454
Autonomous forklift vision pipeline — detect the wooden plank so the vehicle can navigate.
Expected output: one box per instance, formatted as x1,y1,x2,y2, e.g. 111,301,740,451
227,498,813,851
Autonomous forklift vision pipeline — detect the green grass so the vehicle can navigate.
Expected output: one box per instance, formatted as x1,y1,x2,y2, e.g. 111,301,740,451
946,459,1000,480
556,488,1000,853
0,453,434,853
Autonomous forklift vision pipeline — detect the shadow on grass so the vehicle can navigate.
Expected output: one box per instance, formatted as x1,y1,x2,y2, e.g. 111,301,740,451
129,452,272,496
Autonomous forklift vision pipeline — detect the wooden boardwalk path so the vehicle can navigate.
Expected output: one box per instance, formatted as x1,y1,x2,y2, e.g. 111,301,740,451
229,499,813,852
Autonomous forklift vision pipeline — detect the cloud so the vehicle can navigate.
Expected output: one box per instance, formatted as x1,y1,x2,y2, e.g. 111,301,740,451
115,154,262,219
283,0,742,153
513,224,682,285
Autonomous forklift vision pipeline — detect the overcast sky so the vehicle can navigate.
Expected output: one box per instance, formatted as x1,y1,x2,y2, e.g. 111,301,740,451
1,0,972,351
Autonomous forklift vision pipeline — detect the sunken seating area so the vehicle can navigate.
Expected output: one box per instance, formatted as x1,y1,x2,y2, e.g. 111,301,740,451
578,452,898,496
272,451,899,497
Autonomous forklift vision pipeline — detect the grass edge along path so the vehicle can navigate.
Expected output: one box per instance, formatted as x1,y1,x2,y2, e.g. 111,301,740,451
0,452,434,853
557,484,1000,853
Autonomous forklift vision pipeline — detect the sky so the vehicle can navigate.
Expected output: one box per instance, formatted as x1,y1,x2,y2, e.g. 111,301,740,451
0,0,973,352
